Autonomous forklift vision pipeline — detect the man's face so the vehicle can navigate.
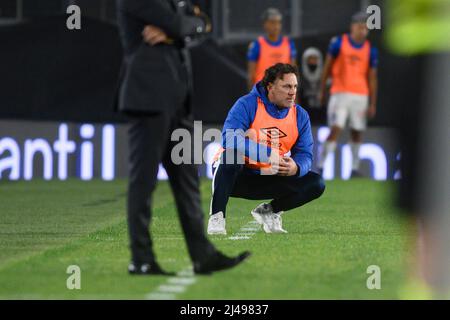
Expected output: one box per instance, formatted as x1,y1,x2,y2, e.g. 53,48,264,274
307,55,319,72
307,56,319,65
267,73,298,108
350,22,369,42
263,18,282,38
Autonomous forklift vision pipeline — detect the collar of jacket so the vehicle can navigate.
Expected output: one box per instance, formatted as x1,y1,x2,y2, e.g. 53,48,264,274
250,82,292,119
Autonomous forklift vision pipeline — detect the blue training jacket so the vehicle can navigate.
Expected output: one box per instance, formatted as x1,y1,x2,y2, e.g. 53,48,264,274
221,82,314,177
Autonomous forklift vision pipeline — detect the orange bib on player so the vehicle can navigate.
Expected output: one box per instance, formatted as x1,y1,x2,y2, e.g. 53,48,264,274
330,34,370,95
213,98,298,169
245,97,298,169
254,36,292,84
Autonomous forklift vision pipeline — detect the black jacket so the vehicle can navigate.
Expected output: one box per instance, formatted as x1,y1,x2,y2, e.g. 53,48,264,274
115,0,208,114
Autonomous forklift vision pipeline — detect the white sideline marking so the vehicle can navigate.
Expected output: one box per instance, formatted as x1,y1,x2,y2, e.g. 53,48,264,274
158,285,186,293
146,219,259,300
146,292,176,300
241,227,258,231
229,236,251,240
227,220,260,241
168,277,196,285
145,266,194,300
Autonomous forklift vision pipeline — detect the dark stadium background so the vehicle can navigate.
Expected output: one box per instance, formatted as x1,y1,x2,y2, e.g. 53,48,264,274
1,0,404,181
0,0,394,126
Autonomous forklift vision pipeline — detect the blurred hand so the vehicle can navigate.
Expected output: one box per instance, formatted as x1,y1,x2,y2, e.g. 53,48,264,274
277,157,298,176
269,151,282,169
260,151,282,175
193,5,212,33
142,25,170,46
205,21,212,33
367,104,376,119
193,5,201,16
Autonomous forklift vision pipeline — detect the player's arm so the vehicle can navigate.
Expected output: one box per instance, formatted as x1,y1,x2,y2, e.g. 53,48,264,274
368,67,378,118
289,39,298,67
318,54,334,105
287,108,314,177
247,61,257,91
222,99,273,163
367,47,379,118
319,36,340,105
247,40,260,90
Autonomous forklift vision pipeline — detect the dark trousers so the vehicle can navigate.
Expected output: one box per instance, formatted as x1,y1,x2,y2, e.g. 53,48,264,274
127,108,216,265
211,152,325,217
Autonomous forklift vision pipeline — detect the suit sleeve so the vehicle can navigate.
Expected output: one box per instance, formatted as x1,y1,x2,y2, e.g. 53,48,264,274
291,108,313,177
118,0,207,39
222,98,272,163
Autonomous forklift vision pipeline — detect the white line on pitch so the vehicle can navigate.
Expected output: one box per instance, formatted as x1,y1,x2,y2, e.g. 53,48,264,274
145,220,259,300
228,220,260,241
145,266,194,300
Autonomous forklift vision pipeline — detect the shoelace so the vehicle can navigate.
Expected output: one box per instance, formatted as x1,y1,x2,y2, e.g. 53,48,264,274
211,216,221,224
272,214,282,228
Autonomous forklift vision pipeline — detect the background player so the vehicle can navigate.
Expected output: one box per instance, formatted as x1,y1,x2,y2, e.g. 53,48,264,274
317,12,378,178
247,8,298,90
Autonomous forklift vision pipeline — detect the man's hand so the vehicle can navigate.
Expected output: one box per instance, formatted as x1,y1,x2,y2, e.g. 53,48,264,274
367,104,376,119
142,25,171,45
277,157,298,176
268,151,282,173
193,5,201,16
193,5,212,33
260,151,282,175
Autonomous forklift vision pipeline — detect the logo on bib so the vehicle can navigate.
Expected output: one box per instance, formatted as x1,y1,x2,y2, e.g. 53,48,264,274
259,127,286,148
260,127,287,139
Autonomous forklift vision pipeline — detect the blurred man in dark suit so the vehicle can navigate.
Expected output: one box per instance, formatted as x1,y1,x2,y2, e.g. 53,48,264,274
115,0,250,275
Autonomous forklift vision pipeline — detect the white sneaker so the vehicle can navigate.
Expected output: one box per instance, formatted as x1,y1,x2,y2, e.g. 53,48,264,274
264,212,287,234
251,203,273,225
207,211,226,235
251,203,287,233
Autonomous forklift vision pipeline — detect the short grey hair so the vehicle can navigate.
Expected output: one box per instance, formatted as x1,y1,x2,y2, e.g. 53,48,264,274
261,8,282,22
351,11,369,24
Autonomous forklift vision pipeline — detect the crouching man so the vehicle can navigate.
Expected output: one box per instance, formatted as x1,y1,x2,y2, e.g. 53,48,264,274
208,63,325,234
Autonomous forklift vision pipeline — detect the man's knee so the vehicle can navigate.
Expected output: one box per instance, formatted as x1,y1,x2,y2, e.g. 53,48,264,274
216,162,243,176
309,173,326,199
216,149,245,175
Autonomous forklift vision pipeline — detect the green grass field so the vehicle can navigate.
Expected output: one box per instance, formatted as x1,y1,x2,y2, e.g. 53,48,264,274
0,178,411,299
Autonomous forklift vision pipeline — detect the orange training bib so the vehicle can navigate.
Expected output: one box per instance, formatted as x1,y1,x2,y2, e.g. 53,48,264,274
330,34,370,95
245,97,298,169
254,36,292,84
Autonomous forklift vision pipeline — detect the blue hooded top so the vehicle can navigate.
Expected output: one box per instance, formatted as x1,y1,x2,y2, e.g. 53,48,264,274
221,82,313,177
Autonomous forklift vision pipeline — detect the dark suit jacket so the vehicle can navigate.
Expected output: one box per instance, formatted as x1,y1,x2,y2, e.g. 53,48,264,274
115,0,207,114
